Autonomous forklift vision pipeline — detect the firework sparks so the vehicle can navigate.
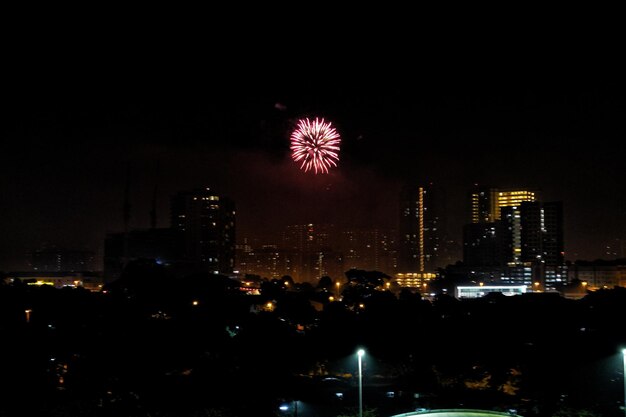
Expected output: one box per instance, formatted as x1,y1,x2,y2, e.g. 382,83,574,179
290,117,341,174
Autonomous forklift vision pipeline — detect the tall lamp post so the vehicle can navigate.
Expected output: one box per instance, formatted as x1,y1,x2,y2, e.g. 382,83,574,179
623,349,626,417
357,349,365,417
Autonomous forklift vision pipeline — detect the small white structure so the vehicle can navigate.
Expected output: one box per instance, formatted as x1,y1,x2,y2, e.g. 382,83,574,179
391,409,522,417
456,285,527,299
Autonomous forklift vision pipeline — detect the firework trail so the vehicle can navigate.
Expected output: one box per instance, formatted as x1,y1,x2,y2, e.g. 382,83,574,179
290,117,341,174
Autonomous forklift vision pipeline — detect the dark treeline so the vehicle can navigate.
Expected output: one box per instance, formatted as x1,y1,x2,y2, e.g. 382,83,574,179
2,263,626,417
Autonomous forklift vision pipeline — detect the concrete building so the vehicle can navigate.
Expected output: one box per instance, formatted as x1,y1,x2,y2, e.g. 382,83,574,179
171,188,236,274
398,185,441,272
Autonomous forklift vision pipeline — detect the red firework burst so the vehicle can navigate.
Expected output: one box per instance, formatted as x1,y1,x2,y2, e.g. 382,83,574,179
290,117,341,174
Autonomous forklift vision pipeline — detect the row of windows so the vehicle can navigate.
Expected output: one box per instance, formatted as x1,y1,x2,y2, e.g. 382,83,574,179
192,196,219,201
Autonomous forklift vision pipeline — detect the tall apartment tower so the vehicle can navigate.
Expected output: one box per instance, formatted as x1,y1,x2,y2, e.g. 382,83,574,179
463,222,507,267
470,186,538,223
500,201,565,288
30,247,96,272
465,186,564,289
470,186,494,223
281,224,342,282
497,201,565,266
520,201,564,266
338,228,397,273
398,185,440,273
500,206,524,264
171,188,236,274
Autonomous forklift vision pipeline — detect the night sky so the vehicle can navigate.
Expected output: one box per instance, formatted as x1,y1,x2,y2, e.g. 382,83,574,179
2,56,625,271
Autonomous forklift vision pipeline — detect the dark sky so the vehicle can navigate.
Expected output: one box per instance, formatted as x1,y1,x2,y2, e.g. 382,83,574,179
2,52,625,270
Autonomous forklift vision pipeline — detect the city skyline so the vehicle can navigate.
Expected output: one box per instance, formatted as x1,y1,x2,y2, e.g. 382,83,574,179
2,75,625,271
4,28,626,416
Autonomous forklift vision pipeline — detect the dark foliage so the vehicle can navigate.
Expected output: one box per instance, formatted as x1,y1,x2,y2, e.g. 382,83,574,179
2,266,626,416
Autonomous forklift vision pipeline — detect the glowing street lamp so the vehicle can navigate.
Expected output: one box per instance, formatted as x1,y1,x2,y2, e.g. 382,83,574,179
357,349,365,417
279,400,298,417
623,349,626,417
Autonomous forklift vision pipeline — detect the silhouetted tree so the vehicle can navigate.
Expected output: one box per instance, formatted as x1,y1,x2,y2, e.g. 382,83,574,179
317,275,333,290
280,275,294,288
342,269,391,307
260,279,285,300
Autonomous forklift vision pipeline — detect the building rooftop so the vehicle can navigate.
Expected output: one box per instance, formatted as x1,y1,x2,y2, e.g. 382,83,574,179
391,410,521,417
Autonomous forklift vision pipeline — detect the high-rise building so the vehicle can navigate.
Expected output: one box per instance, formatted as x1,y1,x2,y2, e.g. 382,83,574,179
464,185,564,290
30,247,95,272
236,226,397,281
104,228,185,282
501,205,523,264
171,188,236,274
339,228,398,274
463,222,506,267
470,186,538,223
281,224,342,282
500,201,565,289
539,201,564,267
521,201,565,289
500,201,564,266
494,189,538,220
235,244,287,280
398,185,440,273
470,186,493,223
378,230,398,274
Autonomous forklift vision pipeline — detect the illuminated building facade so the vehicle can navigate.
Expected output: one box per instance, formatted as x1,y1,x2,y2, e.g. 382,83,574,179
534,201,564,266
281,224,343,282
500,263,534,286
464,186,564,290
470,186,493,223
171,188,236,274
339,229,397,273
6,272,103,291
236,226,397,281
456,285,527,299
103,187,236,281
398,185,440,273
501,200,558,266
568,259,626,290
394,272,436,290
501,206,523,264
495,189,537,219
470,186,538,223
521,201,565,289
235,244,285,279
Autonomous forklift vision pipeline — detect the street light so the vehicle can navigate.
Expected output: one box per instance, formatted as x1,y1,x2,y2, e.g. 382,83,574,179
279,400,298,417
622,349,626,417
357,349,365,417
